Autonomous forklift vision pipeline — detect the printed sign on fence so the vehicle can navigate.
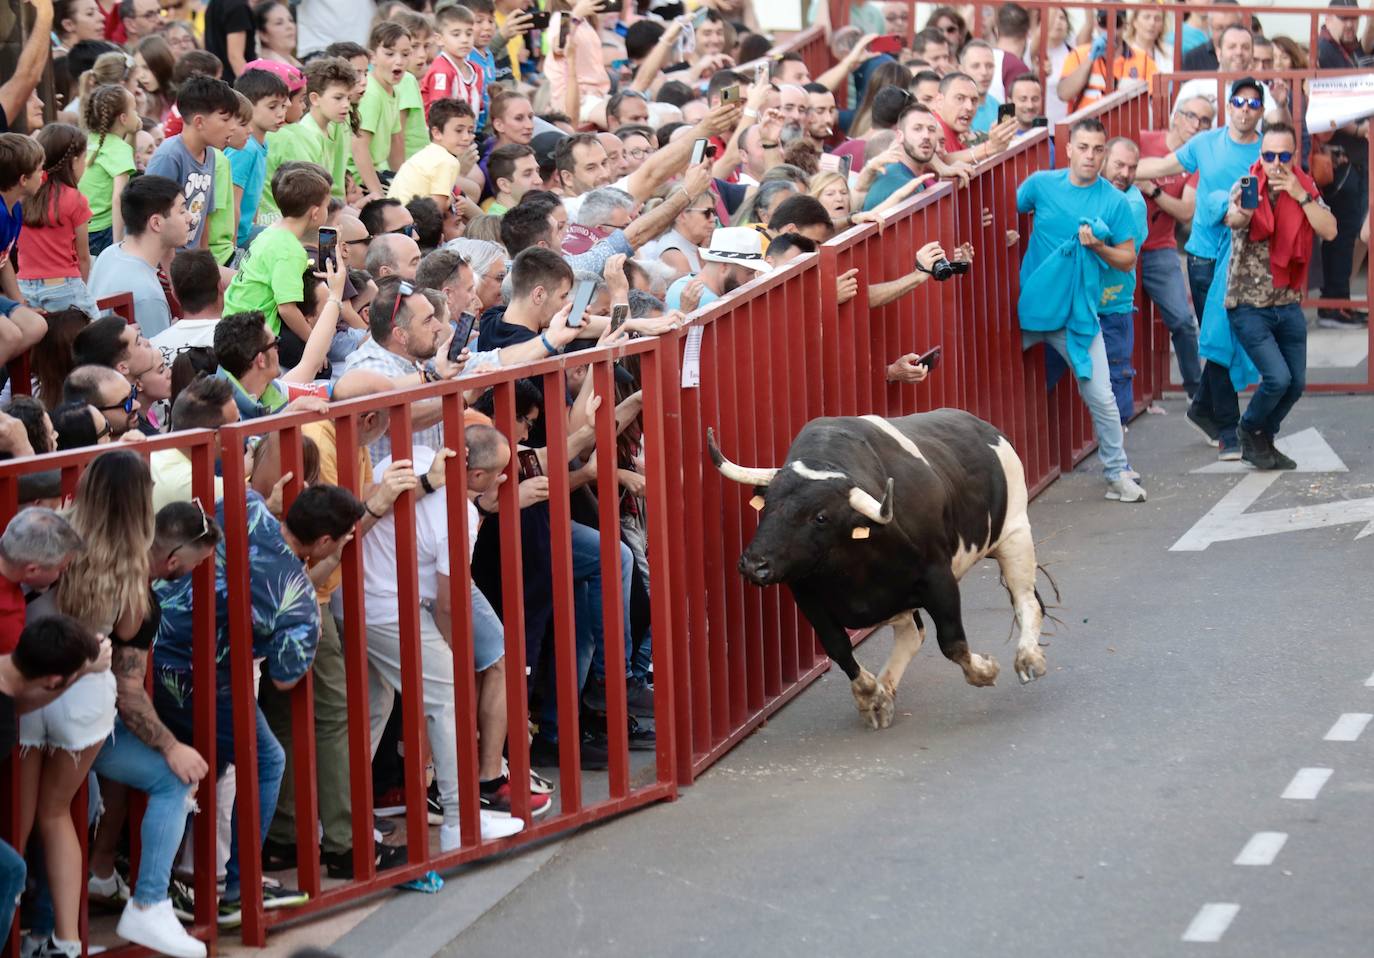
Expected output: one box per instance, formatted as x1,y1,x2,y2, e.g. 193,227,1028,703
1306,75,1374,132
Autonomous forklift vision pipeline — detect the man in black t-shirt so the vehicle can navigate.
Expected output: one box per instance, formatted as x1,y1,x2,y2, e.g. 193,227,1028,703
0,614,101,943
204,0,258,82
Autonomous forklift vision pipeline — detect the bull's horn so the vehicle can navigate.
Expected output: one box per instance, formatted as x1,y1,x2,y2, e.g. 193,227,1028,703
706,427,779,487
849,477,895,525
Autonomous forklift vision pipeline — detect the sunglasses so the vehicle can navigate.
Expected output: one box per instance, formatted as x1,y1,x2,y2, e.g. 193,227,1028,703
168,497,215,559
388,224,417,238
1229,96,1263,110
256,335,280,358
98,383,139,415
94,416,111,440
1262,150,1293,163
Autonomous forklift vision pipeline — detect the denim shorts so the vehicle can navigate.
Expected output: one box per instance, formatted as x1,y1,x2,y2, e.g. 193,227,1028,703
17,277,101,319
18,670,116,753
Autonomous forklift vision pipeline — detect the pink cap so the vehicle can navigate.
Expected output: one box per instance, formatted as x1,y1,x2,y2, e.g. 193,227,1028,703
240,59,305,93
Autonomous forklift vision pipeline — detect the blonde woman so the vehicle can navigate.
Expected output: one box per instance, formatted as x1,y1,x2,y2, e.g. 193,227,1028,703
809,171,854,232
17,450,154,958
1127,3,1173,73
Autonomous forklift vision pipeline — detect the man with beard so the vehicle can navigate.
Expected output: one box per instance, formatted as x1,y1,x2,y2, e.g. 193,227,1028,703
1098,138,1149,425
665,227,771,311
861,102,944,211
802,83,839,150
1173,26,1275,120
1017,118,1146,503
934,72,1016,165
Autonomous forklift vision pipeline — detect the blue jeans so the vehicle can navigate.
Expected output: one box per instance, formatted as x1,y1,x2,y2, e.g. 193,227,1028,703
0,837,24,943
1023,328,1129,480
1185,253,1241,445
574,521,634,683
1140,246,1201,396
92,719,195,906
153,675,285,898
1229,302,1307,436
16,277,100,319
1099,310,1136,425
88,226,114,258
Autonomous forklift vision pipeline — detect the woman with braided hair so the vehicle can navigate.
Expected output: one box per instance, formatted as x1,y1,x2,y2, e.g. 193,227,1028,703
17,124,100,318
77,84,142,255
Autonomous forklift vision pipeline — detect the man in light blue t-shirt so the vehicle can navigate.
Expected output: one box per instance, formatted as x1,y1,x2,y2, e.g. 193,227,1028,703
1099,137,1150,426
1017,118,1144,503
1135,77,1263,459
665,227,770,311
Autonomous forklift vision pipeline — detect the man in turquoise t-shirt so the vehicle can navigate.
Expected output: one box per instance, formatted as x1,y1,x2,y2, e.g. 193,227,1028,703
1016,117,1144,503
862,102,940,212
1134,77,1263,457
1099,137,1150,426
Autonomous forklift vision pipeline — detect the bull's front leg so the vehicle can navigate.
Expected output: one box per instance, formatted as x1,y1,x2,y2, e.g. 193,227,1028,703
922,566,1000,687
791,589,891,730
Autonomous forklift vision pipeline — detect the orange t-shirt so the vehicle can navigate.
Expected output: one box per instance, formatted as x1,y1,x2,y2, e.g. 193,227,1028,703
1059,43,1158,112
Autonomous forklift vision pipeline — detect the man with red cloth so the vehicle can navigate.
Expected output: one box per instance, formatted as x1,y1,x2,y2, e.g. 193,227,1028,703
1221,122,1337,470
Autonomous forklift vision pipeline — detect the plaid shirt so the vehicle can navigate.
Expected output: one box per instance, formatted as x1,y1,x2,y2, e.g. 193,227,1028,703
341,338,446,461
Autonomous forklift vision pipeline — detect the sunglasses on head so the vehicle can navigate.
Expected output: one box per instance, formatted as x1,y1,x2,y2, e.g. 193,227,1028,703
387,280,416,329
168,497,215,559
1262,150,1293,163
1229,95,1263,110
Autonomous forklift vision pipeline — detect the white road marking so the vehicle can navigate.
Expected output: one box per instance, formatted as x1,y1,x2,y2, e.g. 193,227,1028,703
1191,427,1348,474
1182,903,1240,943
1323,713,1373,742
1281,767,1333,800
1234,832,1287,867
1171,472,1374,551
1364,670,1374,688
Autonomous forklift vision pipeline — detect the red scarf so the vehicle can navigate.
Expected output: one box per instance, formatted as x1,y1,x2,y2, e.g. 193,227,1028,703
1246,160,1318,293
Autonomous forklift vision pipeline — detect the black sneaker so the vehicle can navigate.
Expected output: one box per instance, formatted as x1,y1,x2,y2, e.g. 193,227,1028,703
373,815,397,837
1316,308,1363,329
425,782,444,825
261,878,308,910
529,732,609,771
169,878,195,923
581,674,607,713
1269,446,1297,470
1186,404,1221,443
625,679,655,718
1239,425,1279,469
627,716,656,751
262,838,297,871
321,843,408,880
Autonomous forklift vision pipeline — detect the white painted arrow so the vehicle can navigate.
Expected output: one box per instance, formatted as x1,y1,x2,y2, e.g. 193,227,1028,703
1174,428,1374,550
1191,427,1348,474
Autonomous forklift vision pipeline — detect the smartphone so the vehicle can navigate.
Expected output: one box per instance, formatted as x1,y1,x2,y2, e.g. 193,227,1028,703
1239,175,1259,210
447,313,476,362
518,449,543,479
997,102,1016,124
869,34,904,55
566,278,597,328
527,9,551,29
317,226,338,268
610,303,630,333
720,84,740,103
754,61,768,87
1030,116,1048,128
690,137,709,167
916,345,942,370
552,12,569,49
838,154,852,178
596,0,623,11
817,153,839,173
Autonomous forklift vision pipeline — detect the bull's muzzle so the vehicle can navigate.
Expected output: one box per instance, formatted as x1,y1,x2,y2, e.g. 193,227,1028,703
738,552,775,586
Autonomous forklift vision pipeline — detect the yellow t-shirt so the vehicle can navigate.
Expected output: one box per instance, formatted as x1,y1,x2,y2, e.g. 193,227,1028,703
302,420,372,602
387,142,462,205
493,11,524,84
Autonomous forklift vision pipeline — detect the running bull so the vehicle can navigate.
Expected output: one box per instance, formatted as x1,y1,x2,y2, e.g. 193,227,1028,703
707,409,1047,730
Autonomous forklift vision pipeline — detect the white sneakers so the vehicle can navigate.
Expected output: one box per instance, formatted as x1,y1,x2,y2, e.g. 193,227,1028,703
116,899,207,958
87,870,131,904
439,811,526,851
1106,475,1148,502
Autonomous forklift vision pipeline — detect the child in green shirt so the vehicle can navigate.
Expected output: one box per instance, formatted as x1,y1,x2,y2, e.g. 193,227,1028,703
392,9,436,160
77,84,141,255
261,57,359,219
206,91,254,265
351,21,414,197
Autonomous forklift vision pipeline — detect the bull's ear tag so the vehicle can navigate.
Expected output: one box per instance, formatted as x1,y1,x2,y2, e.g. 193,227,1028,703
749,495,765,511
851,526,871,539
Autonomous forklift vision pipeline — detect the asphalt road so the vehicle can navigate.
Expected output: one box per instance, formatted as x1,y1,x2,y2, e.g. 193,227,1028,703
375,394,1374,958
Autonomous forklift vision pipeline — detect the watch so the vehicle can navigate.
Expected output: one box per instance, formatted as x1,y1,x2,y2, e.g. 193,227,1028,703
1148,186,1163,200
1299,194,1315,207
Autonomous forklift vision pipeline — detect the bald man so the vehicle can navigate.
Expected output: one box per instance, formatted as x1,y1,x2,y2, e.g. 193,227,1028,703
365,234,423,281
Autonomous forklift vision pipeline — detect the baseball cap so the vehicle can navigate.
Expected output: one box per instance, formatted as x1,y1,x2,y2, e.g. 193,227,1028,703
699,227,771,273
241,59,305,94
1229,76,1263,100
530,130,569,180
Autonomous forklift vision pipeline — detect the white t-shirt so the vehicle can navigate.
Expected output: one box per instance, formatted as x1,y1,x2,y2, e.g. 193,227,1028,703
641,228,702,273
295,0,374,55
563,173,634,223
361,445,451,625
150,317,219,366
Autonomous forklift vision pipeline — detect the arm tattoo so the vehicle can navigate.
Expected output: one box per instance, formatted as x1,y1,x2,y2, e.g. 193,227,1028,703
111,644,178,754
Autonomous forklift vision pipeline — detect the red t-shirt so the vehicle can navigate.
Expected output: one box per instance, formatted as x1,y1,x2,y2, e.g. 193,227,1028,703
17,186,92,280
1000,50,1031,92
1138,129,1199,251
0,577,26,655
422,52,484,117
936,114,963,154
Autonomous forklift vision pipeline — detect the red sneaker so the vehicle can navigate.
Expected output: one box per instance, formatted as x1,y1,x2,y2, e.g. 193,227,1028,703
481,778,553,818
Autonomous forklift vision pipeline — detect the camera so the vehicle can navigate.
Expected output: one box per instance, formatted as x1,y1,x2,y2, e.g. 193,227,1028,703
928,258,969,281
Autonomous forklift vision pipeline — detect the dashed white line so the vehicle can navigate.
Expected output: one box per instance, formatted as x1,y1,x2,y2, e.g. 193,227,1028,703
1234,831,1288,866
1364,670,1374,687
1324,713,1373,742
1182,903,1240,943
1281,767,1333,800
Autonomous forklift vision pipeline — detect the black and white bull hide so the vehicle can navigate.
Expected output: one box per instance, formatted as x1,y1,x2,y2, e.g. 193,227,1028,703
707,409,1046,730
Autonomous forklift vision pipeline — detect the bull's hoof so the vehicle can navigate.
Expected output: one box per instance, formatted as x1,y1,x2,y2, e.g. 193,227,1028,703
850,670,893,730
962,653,1000,688
1014,647,1048,684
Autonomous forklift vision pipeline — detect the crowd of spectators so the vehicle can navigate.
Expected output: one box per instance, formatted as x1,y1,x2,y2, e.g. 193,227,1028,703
0,0,1369,954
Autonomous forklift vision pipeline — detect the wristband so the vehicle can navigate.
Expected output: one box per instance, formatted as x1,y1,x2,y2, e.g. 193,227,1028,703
540,332,559,355
1148,186,1163,200
761,141,779,149
420,474,436,495
743,108,758,119
364,501,385,519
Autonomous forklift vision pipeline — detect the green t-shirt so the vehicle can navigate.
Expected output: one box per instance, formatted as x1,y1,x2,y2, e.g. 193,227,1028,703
78,133,137,232
222,225,307,335
260,116,325,222
356,74,403,173
207,148,235,265
397,71,429,161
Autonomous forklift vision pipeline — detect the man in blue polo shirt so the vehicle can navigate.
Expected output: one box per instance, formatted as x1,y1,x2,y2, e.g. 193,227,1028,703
1136,77,1263,459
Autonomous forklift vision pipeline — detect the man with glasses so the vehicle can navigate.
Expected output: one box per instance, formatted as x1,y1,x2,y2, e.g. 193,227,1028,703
211,311,332,420
358,197,416,240
119,0,163,44
61,365,142,438
1136,95,1213,400
1173,27,1276,123
613,125,655,175
1137,77,1264,460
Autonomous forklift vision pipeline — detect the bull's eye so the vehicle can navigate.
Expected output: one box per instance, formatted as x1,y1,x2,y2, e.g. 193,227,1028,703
812,512,828,525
